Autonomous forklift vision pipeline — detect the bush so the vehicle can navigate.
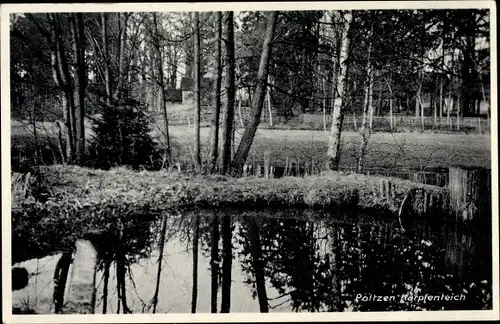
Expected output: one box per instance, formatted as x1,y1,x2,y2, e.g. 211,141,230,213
87,99,161,170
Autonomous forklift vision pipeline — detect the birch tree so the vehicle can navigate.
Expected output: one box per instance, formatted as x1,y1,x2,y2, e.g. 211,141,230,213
356,20,374,173
327,11,353,171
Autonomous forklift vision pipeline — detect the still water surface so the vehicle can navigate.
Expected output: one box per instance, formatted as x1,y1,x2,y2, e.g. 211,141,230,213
94,208,492,312
13,208,492,313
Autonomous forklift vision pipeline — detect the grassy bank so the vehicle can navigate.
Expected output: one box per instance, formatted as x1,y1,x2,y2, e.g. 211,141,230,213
11,165,448,263
13,165,448,212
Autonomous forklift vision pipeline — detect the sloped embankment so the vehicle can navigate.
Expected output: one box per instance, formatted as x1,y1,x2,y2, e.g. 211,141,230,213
11,165,449,263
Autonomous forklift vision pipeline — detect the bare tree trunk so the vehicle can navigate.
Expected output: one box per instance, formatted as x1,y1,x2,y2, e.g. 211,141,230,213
481,77,489,118
267,75,273,126
447,94,453,128
193,12,202,169
322,72,328,131
416,54,425,131
433,92,437,128
232,120,236,162
371,80,376,130
55,122,66,164
191,214,200,313
221,11,236,174
448,29,457,129
415,93,420,118
210,213,220,313
32,112,39,165
357,23,373,174
220,214,232,313
231,11,279,174
420,92,425,131
162,93,172,164
385,76,394,131
327,11,353,170
331,28,340,113
170,48,178,89
438,17,448,125
439,78,444,125
61,95,73,160
114,13,128,100
376,79,382,117
48,13,76,163
76,13,86,164
248,86,253,107
323,106,328,132
238,98,245,128
57,18,77,156
210,12,223,173
30,90,39,164
101,13,112,107
152,215,168,313
440,48,445,124
389,96,393,131
416,79,424,131
153,13,172,166
71,13,86,165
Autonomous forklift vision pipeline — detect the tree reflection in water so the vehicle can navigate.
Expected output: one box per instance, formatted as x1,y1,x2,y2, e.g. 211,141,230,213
88,208,491,313
233,209,492,312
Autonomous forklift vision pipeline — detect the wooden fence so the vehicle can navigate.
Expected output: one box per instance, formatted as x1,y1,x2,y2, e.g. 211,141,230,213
342,115,490,132
166,109,490,133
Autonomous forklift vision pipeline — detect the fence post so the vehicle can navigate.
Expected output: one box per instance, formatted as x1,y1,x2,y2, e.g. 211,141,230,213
448,166,490,224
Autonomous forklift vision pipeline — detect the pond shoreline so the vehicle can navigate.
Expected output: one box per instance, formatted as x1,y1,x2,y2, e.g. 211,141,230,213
13,165,449,214
11,165,449,263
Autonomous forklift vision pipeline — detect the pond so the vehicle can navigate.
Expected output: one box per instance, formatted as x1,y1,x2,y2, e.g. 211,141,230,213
12,208,492,313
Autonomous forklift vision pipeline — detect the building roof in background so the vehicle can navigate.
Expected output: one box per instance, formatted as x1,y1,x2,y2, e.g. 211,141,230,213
180,77,193,91
165,89,182,102
180,77,213,91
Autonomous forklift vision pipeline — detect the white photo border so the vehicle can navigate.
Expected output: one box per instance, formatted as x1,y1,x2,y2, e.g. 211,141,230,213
2,1,498,322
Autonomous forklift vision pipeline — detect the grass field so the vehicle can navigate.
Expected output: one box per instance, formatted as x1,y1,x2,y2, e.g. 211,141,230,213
164,126,491,170
10,119,491,172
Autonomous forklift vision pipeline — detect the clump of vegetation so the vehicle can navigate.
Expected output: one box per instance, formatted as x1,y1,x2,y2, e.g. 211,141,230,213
87,99,161,171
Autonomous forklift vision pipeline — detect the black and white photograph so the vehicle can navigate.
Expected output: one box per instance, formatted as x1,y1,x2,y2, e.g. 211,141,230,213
2,1,498,322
